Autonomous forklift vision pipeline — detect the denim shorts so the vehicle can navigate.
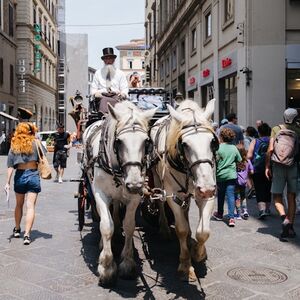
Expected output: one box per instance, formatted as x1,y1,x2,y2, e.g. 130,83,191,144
14,169,41,194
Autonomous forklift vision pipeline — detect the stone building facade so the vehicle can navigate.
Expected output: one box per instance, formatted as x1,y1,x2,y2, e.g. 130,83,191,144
116,39,146,86
146,0,300,127
0,0,18,154
16,0,58,131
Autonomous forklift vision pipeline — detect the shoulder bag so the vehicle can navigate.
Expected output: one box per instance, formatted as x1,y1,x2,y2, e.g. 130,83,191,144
35,140,52,180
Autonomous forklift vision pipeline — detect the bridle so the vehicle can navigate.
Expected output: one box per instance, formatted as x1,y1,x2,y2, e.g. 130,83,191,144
168,123,219,176
113,123,152,172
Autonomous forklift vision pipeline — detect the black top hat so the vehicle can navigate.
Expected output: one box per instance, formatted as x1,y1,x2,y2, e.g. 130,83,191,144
101,47,117,60
17,107,33,121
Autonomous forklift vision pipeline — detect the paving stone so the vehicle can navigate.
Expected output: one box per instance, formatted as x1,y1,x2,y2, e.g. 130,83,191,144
287,286,300,299
0,253,18,267
37,274,95,293
0,295,22,300
22,290,68,300
0,261,63,283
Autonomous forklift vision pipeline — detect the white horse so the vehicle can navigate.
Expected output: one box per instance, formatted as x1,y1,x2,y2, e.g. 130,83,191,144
82,101,156,286
150,99,218,281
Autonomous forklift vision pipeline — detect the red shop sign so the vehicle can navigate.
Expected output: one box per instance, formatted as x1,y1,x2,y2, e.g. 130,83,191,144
202,69,210,78
188,76,196,85
222,58,232,68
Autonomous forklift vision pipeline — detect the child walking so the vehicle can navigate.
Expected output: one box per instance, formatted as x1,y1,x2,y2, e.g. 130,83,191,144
213,128,242,227
235,147,254,220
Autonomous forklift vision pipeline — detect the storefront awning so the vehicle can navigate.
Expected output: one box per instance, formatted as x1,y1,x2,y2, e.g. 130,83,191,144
0,112,19,121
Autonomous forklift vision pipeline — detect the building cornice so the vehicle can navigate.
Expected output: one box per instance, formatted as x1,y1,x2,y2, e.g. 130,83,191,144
0,31,17,48
29,74,56,94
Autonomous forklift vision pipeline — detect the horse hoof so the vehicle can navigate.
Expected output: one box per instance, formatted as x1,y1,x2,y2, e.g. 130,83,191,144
118,260,137,280
98,273,117,288
178,270,197,282
192,244,207,263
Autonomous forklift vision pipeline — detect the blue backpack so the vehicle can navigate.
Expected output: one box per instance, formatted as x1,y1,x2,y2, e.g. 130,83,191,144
253,138,269,173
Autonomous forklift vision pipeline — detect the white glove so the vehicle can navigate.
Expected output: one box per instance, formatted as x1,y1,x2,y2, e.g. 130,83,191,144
94,91,102,98
120,93,127,100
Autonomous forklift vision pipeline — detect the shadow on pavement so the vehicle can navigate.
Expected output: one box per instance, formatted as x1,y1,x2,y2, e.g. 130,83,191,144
77,207,207,299
30,229,53,241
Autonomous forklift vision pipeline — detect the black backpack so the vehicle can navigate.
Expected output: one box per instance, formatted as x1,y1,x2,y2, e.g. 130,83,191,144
253,138,269,173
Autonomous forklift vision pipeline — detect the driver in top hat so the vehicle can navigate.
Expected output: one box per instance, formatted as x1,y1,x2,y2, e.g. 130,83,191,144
91,47,128,113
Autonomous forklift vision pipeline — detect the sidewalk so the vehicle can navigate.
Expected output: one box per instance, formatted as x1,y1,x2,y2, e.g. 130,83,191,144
0,150,300,299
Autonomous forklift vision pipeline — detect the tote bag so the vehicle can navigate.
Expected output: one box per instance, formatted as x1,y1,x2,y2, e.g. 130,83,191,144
35,140,52,180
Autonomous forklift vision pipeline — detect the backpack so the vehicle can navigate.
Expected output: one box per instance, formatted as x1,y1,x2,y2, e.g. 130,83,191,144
271,125,298,166
253,138,269,173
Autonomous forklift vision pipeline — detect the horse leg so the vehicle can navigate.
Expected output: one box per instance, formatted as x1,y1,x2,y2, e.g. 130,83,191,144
167,199,196,282
94,191,117,287
118,197,140,279
112,200,122,238
192,198,215,262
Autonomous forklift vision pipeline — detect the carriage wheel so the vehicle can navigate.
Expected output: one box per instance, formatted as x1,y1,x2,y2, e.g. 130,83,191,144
78,181,85,231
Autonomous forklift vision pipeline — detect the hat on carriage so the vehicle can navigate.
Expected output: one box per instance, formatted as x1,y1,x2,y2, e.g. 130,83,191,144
101,47,117,60
17,107,33,121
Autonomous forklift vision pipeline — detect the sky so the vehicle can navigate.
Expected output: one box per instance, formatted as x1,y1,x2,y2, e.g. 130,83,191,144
65,0,145,69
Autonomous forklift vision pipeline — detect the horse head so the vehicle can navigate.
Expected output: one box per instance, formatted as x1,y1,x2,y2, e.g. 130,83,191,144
108,101,156,194
167,99,218,199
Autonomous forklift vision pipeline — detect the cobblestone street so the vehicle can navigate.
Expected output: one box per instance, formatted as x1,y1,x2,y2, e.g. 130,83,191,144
0,149,300,299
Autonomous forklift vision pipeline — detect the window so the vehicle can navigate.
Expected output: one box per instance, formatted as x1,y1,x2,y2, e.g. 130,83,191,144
166,57,170,77
10,65,14,95
180,38,185,62
9,4,14,37
33,3,37,24
43,17,47,41
224,0,234,23
160,62,164,80
191,28,197,52
0,0,3,31
172,49,177,71
205,11,212,40
0,58,3,86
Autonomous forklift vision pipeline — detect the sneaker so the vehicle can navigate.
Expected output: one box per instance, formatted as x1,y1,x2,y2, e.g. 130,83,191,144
212,212,223,221
13,227,21,238
258,210,266,220
228,218,235,227
242,211,249,219
58,177,63,183
281,221,291,239
234,213,242,220
23,236,31,245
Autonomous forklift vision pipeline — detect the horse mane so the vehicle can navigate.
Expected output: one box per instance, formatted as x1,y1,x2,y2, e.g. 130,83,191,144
166,100,212,158
106,101,149,152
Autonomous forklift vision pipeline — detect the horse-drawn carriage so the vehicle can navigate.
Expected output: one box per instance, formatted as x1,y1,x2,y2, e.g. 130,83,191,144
70,89,218,286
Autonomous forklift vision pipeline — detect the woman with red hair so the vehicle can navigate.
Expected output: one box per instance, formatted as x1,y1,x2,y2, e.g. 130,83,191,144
5,122,41,245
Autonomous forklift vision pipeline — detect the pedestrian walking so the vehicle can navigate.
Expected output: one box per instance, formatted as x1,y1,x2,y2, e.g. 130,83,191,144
4,122,40,245
244,126,258,150
265,108,300,239
221,113,244,146
247,123,272,219
235,147,254,220
53,124,70,183
213,128,242,227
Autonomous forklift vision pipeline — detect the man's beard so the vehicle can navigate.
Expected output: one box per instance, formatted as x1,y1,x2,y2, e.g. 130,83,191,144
101,64,116,89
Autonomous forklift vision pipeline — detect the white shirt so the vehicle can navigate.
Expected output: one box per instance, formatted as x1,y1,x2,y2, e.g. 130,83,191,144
91,68,129,96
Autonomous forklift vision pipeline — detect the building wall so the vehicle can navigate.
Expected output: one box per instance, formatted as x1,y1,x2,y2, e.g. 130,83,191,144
0,0,18,154
16,0,58,131
65,33,88,133
151,0,300,127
